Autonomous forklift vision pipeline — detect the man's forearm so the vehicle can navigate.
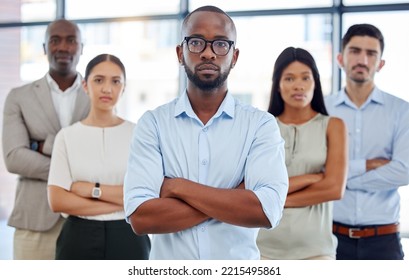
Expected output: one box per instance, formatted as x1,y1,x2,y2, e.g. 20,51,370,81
163,178,270,228
129,197,209,235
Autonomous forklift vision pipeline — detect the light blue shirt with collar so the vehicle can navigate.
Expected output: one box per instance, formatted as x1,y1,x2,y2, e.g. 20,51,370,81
124,91,288,259
325,87,409,226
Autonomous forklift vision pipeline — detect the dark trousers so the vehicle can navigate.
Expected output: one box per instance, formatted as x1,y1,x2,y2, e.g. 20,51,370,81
335,229,404,260
56,216,151,260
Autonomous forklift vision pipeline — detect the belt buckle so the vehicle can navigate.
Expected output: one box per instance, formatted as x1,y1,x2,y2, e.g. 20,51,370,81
348,228,361,239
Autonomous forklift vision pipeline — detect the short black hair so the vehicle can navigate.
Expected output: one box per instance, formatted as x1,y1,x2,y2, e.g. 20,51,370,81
341,23,385,55
181,5,236,40
268,47,328,116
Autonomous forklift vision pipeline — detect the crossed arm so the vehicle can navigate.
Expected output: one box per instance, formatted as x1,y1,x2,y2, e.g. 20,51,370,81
285,117,348,207
129,179,270,235
2,90,52,181
48,182,124,216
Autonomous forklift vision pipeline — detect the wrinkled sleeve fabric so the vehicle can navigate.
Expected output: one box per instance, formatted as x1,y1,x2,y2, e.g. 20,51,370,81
2,88,50,181
124,111,163,221
246,114,288,229
348,159,366,179
348,108,409,192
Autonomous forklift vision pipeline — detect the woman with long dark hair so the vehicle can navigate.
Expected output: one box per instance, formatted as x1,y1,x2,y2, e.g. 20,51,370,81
257,47,347,259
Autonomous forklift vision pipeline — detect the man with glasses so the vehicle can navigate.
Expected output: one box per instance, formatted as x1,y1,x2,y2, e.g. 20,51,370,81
124,5,288,260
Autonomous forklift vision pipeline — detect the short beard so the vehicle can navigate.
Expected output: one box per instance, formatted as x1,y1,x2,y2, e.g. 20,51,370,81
349,75,369,84
349,65,370,84
184,63,232,91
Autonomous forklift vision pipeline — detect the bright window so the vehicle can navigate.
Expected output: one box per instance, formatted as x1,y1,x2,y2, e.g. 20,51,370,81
229,14,332,109
66,0,180,19
189,0,332,11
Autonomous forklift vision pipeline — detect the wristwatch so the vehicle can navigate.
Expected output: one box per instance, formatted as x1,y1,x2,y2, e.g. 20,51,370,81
30,141,39,151
92,183,102,199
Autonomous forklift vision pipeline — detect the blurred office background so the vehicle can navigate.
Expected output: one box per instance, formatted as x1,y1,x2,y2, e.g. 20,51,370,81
1,0,409,259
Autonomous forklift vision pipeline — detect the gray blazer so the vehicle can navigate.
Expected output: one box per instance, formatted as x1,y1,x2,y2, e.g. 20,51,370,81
2,75,90,231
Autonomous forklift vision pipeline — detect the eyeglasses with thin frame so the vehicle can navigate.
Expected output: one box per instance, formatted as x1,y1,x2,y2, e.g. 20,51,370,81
181,36,235,56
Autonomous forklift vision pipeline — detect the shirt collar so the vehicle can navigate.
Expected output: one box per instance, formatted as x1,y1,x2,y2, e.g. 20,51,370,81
334,86,384,107
174,90,235,120
46,72,82,94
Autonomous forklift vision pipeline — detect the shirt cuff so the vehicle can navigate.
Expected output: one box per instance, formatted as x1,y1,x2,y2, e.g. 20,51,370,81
348,159,366,179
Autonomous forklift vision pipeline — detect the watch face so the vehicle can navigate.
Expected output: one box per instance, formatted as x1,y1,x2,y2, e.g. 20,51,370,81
30,141,38,151
92,187,102,198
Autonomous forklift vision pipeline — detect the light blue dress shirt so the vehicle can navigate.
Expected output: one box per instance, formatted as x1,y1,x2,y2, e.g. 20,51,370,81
325,87,409,226
124,91,288,259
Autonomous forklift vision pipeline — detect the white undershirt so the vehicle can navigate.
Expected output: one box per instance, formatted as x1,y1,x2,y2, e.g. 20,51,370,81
46,73,82,128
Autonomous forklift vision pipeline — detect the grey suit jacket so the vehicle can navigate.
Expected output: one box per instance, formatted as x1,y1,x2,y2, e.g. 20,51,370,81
2,75,90,231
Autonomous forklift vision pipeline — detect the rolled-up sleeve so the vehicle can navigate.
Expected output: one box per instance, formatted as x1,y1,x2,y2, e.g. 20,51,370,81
246,115,288,229
124,111,164,221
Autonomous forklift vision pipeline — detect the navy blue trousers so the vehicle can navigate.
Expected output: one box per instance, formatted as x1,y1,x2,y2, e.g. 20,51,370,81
335,230,404,260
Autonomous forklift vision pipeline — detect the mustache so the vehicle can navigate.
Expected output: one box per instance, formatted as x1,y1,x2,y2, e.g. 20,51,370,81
195,61,220,71
352,64,369,71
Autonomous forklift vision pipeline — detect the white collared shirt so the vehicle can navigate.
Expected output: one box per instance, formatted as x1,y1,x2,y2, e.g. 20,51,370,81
46,73,82,128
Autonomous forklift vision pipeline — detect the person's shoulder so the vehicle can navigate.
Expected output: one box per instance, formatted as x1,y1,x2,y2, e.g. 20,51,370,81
54,122,80,143
6,76,46,101
233,101,278,134
141,97,178,120
378,90,409,115
10,76,46,93
324,91,340,104
122,119,136,127
121,119,136,131
235,100,274,121
325,115,347,138
328,115,346,128
381,90,409,105
60,121,82,134
133,98,178,131
234,97,264,114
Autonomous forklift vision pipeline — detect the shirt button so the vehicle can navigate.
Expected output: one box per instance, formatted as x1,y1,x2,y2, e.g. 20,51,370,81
201,159,208,165
201,227,205,232
203,127,208,132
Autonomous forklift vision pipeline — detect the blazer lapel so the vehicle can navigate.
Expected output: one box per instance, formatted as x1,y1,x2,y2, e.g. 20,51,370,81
71,86,90,123
33,76,61,132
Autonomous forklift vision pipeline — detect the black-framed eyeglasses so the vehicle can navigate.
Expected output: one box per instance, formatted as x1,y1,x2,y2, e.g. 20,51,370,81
182,36,235,56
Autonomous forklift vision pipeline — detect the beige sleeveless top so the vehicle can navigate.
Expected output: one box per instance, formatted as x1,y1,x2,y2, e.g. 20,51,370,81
257,113,337,259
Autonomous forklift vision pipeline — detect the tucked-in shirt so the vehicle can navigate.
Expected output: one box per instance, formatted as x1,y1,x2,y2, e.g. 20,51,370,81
124,91,288,260
46,73,81,128
48,121,135,221
325,87,409,225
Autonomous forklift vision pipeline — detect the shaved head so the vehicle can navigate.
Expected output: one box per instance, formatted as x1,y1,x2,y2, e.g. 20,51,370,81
181,5,236,40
